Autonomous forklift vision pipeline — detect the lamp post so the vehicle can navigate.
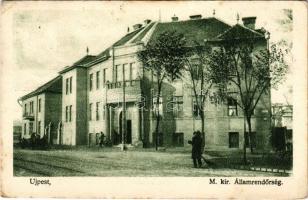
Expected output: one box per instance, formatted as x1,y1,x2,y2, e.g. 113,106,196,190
121,64,127,151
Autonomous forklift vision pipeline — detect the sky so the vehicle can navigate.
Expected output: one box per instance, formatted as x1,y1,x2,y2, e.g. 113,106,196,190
5,1,293,121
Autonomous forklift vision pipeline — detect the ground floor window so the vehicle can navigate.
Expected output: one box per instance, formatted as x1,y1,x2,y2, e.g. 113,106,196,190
38,121,41,134
245,132,256,148
96,133,100,145
229,132,239,148
152,132,164,147
172,132,184,147
152,96,163,117
29,122,33,135
24,123,27,135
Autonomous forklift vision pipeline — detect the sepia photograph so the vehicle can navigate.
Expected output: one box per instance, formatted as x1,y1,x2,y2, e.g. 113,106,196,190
12,2,293,177
1,1,307,198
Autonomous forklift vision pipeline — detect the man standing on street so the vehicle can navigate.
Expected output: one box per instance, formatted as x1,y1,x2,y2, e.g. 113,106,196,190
188,131,203,168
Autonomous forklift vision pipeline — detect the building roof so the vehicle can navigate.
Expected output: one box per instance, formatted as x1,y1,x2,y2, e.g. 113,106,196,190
149,18,231,46
73,55,97,66
59,55,97,74
113,27,145,46
91,17,231,65
214,23,265,41
58,17,266,74
20,75,62,101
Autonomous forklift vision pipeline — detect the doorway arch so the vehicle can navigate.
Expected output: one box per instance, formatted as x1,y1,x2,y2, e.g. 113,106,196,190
119,111,132,144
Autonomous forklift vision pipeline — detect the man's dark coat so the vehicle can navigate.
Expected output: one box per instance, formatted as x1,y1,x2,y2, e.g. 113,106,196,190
191,134,202,159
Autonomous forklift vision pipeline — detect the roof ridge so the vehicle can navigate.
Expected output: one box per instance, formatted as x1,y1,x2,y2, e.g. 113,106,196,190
158,17,231,25
127,22,154,45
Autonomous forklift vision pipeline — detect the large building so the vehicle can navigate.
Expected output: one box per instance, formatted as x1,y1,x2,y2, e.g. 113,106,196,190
19,15,271,150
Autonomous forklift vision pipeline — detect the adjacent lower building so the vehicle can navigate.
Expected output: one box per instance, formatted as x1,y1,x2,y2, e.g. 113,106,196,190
19,76,62,144
19,15,272,150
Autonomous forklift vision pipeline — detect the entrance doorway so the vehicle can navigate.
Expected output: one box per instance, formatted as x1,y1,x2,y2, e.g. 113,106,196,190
126,120,132,144
119,112,132,144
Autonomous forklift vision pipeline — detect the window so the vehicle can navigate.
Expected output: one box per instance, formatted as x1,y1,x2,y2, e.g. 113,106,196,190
65,106,68,122
152,96,163,117
30,101,34,114
116,65,122,82
103,105,106,120
245,132,256,148
192,96,204,118
65,105,72,122
152,132,164,146
191,63,202,80
89,103,92,121
69,77,72,94
89,73,93,91
38,98,41,112
24,104,27,115
229,132,239,148
103,68,106,84
66,78,69,94
96,71,100,89
38,121,41,134
130,62,138,80
173,132,184,147
29,122,33,134
69,105,72,122
124,64,130,81
24,123,27,135
173,96,183,117
96,102,100,121
66,77,72,94
228,97,238,116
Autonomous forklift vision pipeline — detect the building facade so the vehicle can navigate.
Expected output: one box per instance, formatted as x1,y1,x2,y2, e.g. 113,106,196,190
19,76,62,144
20,15,271,150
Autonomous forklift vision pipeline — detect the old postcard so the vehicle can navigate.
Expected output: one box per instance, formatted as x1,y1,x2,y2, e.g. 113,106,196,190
0,1,307,198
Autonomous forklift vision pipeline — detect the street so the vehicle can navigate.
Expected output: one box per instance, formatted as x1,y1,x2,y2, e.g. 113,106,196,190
14,148,286,177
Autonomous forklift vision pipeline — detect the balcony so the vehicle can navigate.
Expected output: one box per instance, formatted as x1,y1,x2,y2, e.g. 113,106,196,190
106,79,140,89
106,80,142,103
23,112,34,120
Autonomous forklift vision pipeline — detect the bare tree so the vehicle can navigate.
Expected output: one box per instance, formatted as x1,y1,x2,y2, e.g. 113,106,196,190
184,43,213,150
137,31,187,150
206,38,288,163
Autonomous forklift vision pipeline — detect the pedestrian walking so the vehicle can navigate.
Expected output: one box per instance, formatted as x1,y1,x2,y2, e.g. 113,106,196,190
188,131,203,168
99,132,105,147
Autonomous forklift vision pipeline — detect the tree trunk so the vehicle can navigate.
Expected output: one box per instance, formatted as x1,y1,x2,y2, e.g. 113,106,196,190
154,80,162,151
247,117,254,154
201,112,205,152
243,115,247,164
154,114,160,151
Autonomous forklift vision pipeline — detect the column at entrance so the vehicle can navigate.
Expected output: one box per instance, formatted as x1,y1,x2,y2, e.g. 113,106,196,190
109,106,113,144
141,106,144,142
136,107,140,141
133,106,142,146
105,105,110,141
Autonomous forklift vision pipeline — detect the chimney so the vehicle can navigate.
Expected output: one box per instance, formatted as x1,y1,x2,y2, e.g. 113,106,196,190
144,19,151,25
242,17,257,29
189,14,202,20
171,15,179,22
133,23,142,30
